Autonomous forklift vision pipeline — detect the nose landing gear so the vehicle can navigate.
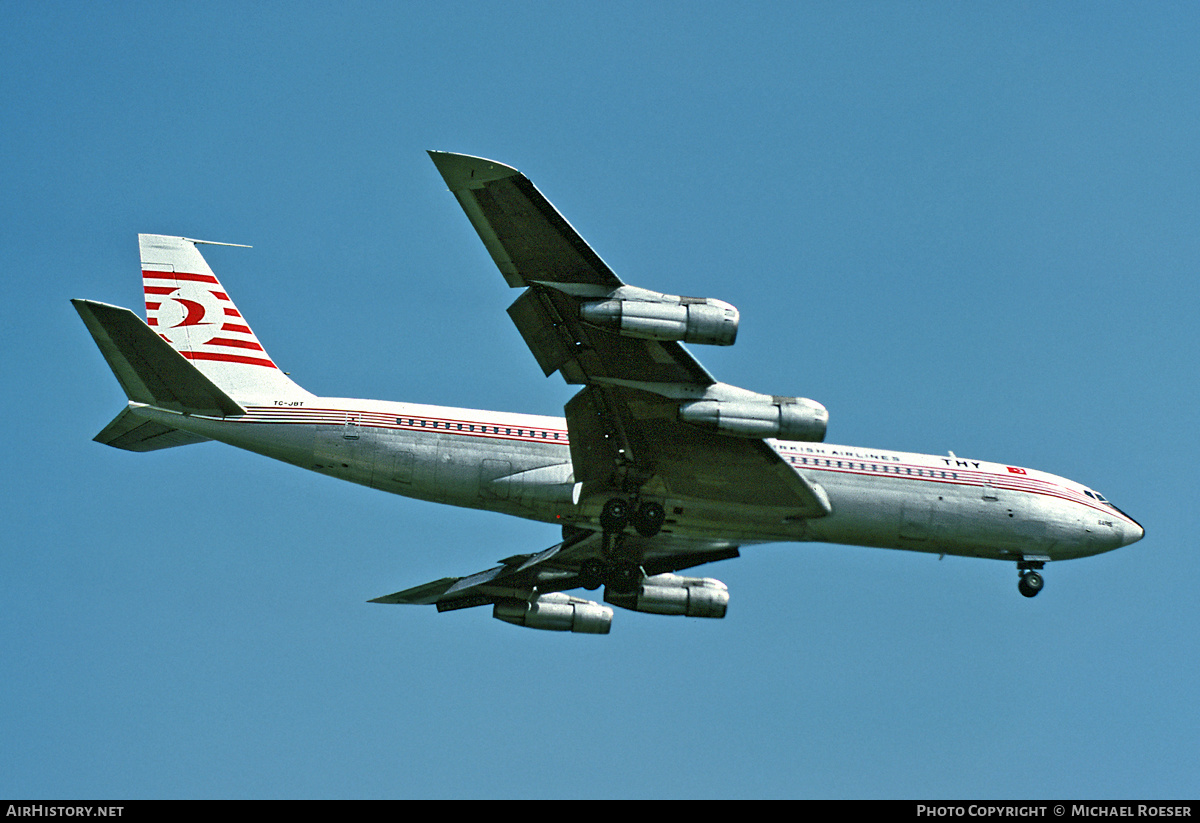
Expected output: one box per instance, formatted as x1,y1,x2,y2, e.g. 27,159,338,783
1018,570,1044,597
1016,557,1047,598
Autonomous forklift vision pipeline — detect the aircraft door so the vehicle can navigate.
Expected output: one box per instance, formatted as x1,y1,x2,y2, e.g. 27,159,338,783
370,434,414,491
899,498,938,541
314,413,377,485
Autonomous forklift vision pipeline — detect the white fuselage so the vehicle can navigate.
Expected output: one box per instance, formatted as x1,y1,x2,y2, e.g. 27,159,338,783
132,395,1141,564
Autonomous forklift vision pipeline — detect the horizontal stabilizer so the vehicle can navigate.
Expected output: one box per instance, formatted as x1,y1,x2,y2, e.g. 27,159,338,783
93,404,211,452
72,299,244,417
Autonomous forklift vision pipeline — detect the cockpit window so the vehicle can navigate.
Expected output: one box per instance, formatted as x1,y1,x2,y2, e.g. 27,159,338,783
1085,488,1140,530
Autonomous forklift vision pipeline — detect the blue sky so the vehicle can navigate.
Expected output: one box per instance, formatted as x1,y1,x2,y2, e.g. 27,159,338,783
3,1,1198,799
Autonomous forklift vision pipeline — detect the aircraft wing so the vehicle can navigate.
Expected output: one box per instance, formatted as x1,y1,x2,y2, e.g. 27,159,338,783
429,151,831,517
426,152,624,288
370,529,739,611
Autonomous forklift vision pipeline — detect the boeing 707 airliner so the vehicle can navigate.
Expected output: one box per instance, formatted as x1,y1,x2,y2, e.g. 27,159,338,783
73,152,1143,633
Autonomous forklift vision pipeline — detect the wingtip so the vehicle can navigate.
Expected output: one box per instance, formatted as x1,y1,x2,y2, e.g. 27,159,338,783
369,576,462,605
427,150,520,190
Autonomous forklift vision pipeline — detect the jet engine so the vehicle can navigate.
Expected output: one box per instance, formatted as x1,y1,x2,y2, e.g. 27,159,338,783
678,397,828,442
603,574,729,618
492,592,613,633
580,296,739,346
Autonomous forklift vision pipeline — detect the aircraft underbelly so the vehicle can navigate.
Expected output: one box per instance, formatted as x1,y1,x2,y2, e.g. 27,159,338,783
134,409,572,517
332,427,575,519
136,410,317,469
803,471,1067,560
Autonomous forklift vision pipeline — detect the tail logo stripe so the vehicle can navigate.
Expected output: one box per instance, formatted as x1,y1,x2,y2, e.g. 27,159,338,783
143,269,219,285
207,336,266,352
183,351,277,368
140,262,272,365
135,234,313,398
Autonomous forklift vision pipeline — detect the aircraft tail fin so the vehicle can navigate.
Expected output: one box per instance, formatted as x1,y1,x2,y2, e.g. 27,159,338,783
136,234,312,402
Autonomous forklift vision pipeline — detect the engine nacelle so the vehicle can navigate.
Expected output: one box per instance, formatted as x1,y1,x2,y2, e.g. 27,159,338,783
580,297,739,346
492,592,613,634
678,397,828,442
604,574,729,618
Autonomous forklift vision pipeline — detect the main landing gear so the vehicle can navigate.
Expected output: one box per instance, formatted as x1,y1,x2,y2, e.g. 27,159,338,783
578,496,667,594
1016,559,1046,598
599,497,665,538
578,557,642,593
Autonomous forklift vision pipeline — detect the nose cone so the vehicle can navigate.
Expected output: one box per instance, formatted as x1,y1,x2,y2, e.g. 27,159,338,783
1121,517,1145,547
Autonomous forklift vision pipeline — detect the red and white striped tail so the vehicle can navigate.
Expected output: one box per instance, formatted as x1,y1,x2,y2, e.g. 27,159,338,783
139,234,311,402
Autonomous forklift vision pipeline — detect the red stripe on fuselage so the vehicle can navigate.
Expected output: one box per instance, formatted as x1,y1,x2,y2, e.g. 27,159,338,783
226,406,1130,527
786,455,1133,525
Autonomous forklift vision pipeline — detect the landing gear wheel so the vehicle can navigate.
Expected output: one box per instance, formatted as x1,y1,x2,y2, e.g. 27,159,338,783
599,498,630,533
607,562,643,594
632,501,666,537
1018,571,1044,598
579,559,606,591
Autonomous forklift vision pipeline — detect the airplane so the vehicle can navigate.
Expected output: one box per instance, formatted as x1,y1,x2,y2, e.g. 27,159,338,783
73,151,1144,634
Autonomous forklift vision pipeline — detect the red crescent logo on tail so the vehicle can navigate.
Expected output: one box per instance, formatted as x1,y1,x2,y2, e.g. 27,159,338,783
153,283,223,347
172,299,208,327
